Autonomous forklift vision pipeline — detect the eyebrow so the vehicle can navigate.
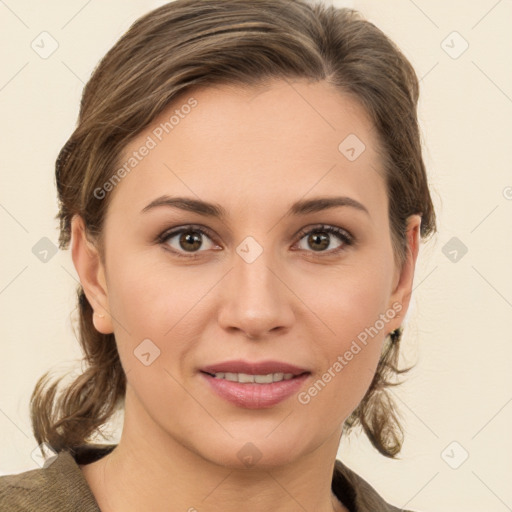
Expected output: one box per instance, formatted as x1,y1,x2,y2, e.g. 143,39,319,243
141,194,370,218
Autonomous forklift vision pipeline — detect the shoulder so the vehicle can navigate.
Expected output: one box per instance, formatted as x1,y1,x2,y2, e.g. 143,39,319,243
333,458,421,512
0,444,115,512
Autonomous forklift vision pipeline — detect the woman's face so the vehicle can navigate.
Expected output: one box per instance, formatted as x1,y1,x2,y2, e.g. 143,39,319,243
74,79,420,468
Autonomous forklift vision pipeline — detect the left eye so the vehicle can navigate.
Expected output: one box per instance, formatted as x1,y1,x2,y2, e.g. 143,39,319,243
158,224,353,258
294,225,353,254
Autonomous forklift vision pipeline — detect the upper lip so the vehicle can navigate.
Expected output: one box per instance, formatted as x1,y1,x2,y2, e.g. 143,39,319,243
201,360,310,376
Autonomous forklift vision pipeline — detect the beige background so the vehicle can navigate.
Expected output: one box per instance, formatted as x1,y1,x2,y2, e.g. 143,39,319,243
1,1,511,511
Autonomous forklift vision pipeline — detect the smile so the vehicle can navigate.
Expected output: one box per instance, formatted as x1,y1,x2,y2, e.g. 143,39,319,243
203,371,296,383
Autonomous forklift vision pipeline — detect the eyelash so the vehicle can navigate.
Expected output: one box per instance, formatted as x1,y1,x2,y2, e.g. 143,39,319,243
156,224,354,259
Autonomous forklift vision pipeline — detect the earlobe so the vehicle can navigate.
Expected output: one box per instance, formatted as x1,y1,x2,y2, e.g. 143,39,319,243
70,215,114,334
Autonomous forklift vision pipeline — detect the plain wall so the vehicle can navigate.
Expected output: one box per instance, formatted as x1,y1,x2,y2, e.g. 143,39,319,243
0,1,511,511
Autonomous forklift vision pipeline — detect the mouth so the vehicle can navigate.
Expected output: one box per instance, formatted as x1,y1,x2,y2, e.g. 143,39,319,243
200,370,309,384
200,359,310,383
199,360,311,409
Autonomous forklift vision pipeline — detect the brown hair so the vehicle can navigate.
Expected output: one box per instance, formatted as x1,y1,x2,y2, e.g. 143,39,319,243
30,0,436,459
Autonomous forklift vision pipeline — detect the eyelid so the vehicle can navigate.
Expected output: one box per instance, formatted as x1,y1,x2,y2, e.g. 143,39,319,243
156,223,217,243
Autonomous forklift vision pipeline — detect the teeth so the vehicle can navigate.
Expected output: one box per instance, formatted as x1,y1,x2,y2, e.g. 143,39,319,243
211,372,295,383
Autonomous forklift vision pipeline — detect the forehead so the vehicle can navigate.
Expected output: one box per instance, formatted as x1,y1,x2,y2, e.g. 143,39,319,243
105,79,386,221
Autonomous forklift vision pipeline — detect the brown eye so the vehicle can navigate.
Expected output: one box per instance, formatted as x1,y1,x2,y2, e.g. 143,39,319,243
296,225,353,254
160,226,217,257
178,231,203,252
305,232,330,251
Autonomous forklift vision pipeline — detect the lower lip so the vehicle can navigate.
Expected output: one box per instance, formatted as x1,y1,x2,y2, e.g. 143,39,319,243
200,372,310,409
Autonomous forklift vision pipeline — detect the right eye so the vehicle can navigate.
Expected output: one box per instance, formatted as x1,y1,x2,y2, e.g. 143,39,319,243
158,225,219,259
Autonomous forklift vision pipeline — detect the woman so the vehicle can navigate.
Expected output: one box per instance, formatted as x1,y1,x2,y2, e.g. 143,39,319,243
0,0,436,510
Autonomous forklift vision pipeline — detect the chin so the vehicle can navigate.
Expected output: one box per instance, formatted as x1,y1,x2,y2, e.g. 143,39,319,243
199,436,306,471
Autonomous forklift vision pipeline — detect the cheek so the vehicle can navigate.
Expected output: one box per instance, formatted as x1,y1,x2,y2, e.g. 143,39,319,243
295,257,394,419
299,250,394,344
298,294,389,426
106,249,191,331
103,252,172,362
105,252,218,370
104,258,202,417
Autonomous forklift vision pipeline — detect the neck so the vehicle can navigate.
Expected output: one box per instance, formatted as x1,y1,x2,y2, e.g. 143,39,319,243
80,386,349,512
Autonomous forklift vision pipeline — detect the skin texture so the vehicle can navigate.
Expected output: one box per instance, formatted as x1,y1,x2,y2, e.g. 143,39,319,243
72,79,420,512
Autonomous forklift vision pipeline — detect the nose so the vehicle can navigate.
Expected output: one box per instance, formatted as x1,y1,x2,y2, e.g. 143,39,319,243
217,243,295,340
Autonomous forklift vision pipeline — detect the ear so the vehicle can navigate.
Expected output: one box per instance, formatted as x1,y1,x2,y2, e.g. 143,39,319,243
385,214,422,333
70,214,114,334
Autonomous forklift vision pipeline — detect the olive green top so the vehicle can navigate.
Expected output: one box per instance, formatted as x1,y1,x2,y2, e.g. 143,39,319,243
0,444,416,511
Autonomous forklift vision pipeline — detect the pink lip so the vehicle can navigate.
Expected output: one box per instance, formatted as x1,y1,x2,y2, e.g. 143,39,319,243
200,360,311,409
201,359,309,376
200,372,310,409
